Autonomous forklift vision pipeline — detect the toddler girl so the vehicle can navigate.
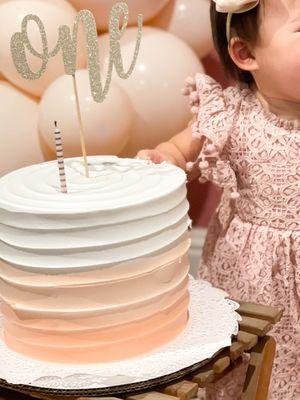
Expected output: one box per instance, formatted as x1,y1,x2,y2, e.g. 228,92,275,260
138,0,300,398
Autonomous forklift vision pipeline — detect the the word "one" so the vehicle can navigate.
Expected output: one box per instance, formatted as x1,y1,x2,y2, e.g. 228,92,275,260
10,2,142,103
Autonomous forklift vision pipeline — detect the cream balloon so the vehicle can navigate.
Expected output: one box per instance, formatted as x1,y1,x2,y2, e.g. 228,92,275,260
0,1,86,98
39,70,132,157
0,80,45,177
152,0,213,59
68,0,170,31
98,27,203,154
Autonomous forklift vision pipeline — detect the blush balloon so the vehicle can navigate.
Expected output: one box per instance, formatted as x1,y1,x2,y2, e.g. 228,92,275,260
0,0,75,12
0,0,86,98
68,0,170,31
98,27,204,154
0,80,45,176
39,70,133,157
152,0,213,59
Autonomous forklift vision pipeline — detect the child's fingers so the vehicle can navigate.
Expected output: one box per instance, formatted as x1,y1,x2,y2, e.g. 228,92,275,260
136,149,163,163
136,149,152,160
136,150,175,164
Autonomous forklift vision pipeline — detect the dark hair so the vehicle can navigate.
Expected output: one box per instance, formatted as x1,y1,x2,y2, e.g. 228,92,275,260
210,1,261,84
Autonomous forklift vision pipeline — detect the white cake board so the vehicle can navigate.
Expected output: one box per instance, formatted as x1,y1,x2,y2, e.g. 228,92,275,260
0,278,240,393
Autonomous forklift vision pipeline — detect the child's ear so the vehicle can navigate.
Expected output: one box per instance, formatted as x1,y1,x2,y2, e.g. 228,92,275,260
228,37,259,72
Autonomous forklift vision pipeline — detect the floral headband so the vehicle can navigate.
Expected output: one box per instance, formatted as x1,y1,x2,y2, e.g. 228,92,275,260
213,0,259,42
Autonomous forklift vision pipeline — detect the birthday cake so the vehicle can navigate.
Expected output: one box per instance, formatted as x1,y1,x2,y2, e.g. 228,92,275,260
0,156,191,363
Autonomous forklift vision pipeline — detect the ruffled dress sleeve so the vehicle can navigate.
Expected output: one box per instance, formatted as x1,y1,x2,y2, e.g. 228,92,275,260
183,73,241,200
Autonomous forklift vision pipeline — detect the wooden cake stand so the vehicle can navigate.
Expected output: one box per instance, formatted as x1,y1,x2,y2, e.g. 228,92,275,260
0,301,283,400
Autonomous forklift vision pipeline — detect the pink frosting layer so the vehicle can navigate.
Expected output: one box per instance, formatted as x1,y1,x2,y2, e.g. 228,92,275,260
0,255,189,312
0,240,190,363
0,238,190,286
1,276,188,331
3,290,189,343
4,307,189,363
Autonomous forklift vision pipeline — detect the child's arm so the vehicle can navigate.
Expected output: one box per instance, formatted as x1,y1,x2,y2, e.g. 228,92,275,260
137,121,203,172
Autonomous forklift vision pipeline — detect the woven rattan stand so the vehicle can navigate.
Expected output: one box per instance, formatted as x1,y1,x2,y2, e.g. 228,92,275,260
0,301,283,400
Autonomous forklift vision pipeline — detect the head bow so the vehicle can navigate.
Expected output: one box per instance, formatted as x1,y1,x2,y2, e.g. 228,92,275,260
213,0,259,13
213,0,259,41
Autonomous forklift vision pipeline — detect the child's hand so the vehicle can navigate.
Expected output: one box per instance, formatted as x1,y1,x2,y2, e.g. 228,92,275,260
136,149,177,165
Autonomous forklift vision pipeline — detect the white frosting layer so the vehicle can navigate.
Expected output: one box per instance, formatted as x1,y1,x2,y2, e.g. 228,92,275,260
0,156,190,269
0,156,186,214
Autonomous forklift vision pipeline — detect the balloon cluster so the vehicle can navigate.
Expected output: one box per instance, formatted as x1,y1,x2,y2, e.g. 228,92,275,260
0,0,212,176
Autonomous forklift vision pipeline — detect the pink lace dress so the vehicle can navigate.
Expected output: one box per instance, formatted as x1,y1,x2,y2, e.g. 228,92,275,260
183,73,300,400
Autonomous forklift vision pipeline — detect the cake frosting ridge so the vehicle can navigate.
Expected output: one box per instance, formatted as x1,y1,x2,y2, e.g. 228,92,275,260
0,156,191,363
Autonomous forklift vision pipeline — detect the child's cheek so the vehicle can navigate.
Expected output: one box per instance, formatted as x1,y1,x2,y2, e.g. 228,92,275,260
282,45,300,83
291,42,300,68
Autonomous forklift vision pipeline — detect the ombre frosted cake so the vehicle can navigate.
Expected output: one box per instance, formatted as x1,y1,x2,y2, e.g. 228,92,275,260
0,156,191,363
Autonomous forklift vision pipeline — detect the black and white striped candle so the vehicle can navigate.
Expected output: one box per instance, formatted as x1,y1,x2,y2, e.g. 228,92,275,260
54,121,67,194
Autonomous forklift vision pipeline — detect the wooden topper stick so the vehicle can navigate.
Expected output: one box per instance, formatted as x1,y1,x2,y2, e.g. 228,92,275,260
72,74,89,178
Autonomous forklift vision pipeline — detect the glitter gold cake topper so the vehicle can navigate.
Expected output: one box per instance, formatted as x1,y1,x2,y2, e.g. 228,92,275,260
10,2,143,177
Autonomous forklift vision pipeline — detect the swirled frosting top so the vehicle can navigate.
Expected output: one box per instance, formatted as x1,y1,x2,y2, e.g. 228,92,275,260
0,156,187,214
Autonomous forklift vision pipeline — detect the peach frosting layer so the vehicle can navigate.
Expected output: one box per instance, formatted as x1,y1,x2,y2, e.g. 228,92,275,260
0,157,191,363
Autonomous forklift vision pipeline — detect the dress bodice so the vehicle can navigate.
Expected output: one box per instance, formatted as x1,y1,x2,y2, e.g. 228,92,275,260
183,74,300,230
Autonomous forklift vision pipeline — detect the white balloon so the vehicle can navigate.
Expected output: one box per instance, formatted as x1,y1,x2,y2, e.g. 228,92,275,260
152,0,213,59
0,81,45,176
98,27,204,153
39,70,133,157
